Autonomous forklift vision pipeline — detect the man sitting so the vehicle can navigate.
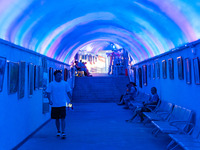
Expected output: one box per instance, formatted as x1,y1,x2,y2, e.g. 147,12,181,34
126,87,159,122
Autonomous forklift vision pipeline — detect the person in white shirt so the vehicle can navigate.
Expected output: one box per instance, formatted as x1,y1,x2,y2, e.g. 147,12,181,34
46,70,72,139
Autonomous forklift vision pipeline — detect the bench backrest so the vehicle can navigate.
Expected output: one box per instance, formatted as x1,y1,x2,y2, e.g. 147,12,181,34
168,105,193,132
167,105,182,121
134,92,151,102
191,118,200,139
155,101,173,113
168,105,192,122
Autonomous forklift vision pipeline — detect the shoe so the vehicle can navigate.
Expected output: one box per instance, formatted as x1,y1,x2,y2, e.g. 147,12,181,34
61,132,66,139
57,131,61,136
117,103,124,105
123,106,129,109
125,120,132,122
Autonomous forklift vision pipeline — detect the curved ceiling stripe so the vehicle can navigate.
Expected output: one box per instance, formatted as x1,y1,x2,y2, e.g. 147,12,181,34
61,34,145,64
37,12,115,55
55,30,147,63
0,0,199,64
0,1,31,40
149,0,197,42
50,17,160,61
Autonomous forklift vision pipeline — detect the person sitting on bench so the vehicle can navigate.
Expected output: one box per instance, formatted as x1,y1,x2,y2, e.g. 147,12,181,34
117,82,137,105
126,87,159,122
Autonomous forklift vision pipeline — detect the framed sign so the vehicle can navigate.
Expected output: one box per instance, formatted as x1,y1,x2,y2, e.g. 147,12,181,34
142,65,147,86
177,56,184,80
156,62,160,79
193,57,200,84
152,63,156,80
162,60,167,79
138,68,142,88
38,66,43,89
168,58,174,79
64,68,68,81
34,65,39,90
0,56,6,92
132,67,136,83
28,63,34,97
49,67,53,83
185,58,191,84
7,61,19,94
42,57,47,73
18,61,25,99
148,65,151,80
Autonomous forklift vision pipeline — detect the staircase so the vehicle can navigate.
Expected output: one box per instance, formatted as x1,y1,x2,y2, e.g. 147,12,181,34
72,76,130,103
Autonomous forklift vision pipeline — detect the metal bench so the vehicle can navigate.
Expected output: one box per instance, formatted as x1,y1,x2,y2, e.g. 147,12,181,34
167,118,200,150
128,92,151,110
151,105,193,136
143,101,174,122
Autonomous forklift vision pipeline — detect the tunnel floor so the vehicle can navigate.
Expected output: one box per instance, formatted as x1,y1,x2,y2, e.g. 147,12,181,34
18,103,178,150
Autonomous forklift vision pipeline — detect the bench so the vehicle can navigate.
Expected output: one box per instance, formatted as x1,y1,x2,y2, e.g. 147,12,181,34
151,105,193,136
167,118,200,150
143,101,174,122
128,92,151,110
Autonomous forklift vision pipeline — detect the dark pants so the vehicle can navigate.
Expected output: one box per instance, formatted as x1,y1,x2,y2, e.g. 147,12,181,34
119,95,124,103
136,107,151,121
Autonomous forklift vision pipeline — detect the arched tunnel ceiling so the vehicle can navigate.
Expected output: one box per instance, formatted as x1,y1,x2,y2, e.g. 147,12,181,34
0,0,200,64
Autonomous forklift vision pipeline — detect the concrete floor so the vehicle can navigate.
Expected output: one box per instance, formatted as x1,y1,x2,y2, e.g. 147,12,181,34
18,103,181,150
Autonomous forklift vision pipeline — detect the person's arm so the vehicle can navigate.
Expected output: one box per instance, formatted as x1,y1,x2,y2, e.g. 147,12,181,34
66,82,72,102
126,87,135,95
46,92,53,105
67,92,72,102
144,94,159,106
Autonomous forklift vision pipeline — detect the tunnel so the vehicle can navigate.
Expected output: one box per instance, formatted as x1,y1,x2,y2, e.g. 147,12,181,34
0,0,200,149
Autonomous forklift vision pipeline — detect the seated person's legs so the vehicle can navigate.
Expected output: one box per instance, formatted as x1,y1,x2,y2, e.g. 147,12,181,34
123,96,134,109
138,106,151,122
117,95,125,105
126,107,141,122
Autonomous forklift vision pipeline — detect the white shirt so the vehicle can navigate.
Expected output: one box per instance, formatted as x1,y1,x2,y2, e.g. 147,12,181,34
46,80,71,107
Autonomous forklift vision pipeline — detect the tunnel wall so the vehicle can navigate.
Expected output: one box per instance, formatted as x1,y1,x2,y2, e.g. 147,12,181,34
0,39,72,149
129,42,200,120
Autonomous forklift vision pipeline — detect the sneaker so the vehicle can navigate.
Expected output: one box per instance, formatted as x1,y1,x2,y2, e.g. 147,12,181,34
117,103,124,105
125,120,132,122
123,106,129,109
57,131,61,136
61,132,66,139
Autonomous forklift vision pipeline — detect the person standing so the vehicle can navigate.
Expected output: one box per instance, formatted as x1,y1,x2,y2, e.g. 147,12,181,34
46,70,72,139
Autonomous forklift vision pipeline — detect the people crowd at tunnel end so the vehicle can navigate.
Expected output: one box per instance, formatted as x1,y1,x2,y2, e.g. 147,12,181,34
75,60,92,77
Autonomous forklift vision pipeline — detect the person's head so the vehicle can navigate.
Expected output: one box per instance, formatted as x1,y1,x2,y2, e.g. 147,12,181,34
130,82,136,87
54,70,62,82
126,84,130,87
80,60,82,63
151,87,157,95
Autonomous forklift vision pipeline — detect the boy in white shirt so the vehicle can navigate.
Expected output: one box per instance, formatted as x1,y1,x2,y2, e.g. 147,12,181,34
46,70,71,139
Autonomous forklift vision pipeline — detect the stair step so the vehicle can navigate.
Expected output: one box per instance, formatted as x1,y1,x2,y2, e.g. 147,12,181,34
73,76,129,103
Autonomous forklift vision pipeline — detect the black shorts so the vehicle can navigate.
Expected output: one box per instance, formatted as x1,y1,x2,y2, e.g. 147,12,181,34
51,107,66,119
